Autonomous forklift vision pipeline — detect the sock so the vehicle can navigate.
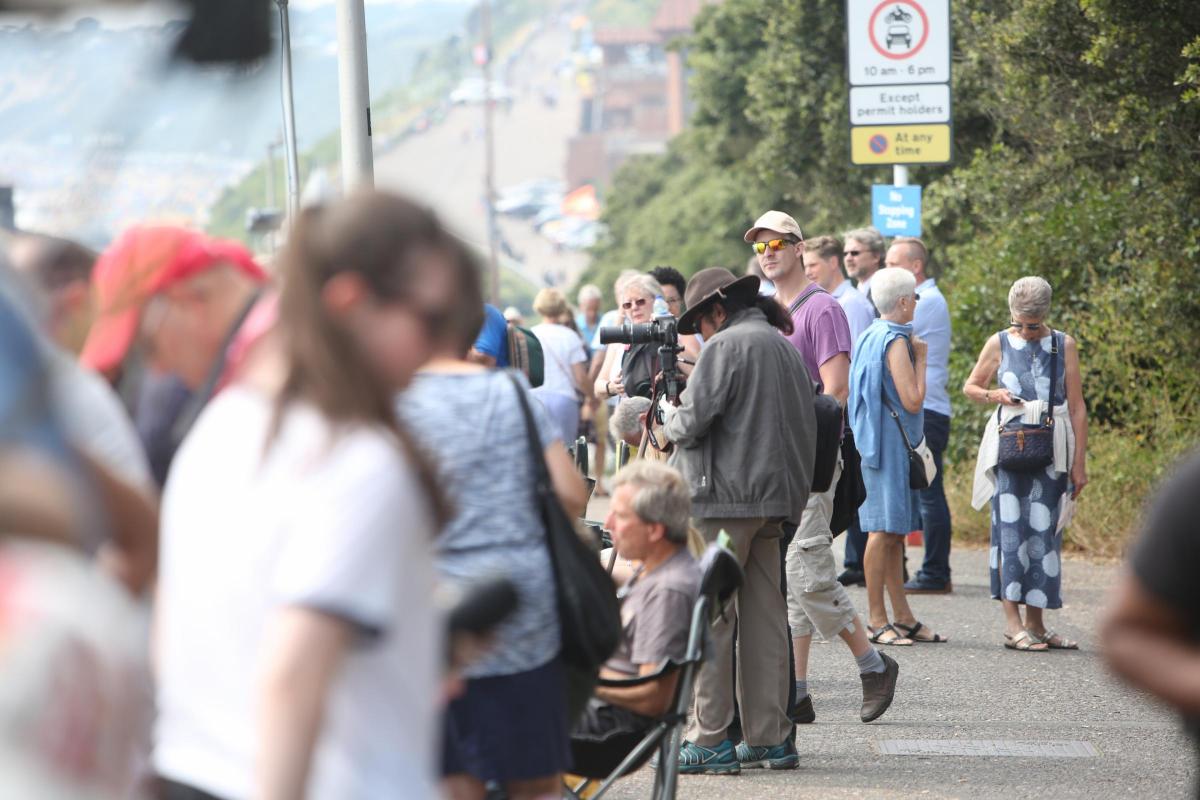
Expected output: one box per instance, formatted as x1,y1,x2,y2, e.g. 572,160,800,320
794,679,809,700
857,647,887,675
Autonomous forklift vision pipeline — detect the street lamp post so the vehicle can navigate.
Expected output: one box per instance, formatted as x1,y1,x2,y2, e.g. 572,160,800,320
336,0,374,190
480,0,499,306
275,0,302,219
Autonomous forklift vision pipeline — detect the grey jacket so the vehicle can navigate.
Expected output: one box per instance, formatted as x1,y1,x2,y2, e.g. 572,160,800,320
665,307,816,520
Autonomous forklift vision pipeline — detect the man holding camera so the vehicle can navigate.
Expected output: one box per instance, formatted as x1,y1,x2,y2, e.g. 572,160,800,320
748,210,899,727
656,267,814,773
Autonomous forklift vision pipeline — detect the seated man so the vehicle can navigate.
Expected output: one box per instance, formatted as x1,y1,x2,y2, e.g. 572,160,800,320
572,460,702,777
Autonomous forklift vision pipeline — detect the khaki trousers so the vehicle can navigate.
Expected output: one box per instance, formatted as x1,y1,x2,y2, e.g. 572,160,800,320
686,517,793,747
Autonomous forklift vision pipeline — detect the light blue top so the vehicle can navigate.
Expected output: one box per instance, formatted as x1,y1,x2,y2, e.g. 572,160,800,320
590,308,621,350
849,318,924,533
832,279,877,344
913,278,952,416
849,319,923,470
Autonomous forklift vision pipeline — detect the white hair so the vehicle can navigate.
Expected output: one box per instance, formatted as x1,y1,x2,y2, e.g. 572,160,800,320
577,284,602,305
613,269,641,297
610,396,651,443
621,273,663,302
612,459,692,544
1008,276,1052,320
871,267,917,316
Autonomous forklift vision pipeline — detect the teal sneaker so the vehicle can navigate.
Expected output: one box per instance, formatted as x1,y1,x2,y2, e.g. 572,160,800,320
677,739,741,774
735,739,799,770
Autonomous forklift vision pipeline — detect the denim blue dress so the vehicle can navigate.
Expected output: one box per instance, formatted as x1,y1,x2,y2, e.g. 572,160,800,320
848,319,923,535
989,331,1068,609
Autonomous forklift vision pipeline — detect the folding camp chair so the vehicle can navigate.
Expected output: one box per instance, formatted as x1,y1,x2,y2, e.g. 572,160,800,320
564,543,744,800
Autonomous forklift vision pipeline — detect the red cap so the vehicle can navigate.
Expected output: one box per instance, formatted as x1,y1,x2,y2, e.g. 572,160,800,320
80,225,268,373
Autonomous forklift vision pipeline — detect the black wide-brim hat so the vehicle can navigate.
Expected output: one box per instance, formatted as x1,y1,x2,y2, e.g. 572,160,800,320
677,267,761,335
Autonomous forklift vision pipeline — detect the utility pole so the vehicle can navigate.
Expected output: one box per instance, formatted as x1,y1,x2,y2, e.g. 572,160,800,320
480,0,500,305
336,0,374,189
276,0,302,219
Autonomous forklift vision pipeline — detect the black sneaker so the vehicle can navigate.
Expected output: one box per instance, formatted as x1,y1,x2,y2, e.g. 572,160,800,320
789,694,815,724
860,652,899,722
837,568,866,587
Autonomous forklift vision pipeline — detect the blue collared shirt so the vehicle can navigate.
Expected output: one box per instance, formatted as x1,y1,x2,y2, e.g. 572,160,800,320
912,277,952,416
832,280,877,346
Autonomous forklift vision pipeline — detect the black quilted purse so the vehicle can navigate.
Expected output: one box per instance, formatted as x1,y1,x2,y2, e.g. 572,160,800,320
996,331,1059,473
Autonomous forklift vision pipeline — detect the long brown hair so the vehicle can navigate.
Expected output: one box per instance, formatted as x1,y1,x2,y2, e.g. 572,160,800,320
272,190,452,526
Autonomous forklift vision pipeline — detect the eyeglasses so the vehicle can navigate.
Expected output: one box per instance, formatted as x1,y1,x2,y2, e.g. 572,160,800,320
1009,321,1043,332
844,250,862,257
752,238,796,254
621,297,649,311
663,295,682,308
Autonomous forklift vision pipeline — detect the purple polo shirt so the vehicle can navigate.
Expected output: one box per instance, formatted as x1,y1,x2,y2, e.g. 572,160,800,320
782,284,853,393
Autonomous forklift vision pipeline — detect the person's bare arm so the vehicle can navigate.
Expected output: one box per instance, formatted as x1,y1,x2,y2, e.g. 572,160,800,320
595,662,679,717
886,337,926,414
1103,571,1200,716
545,444,588,519
962,334,1023,405
593,345,624,398
572,362,591,401
1063,335,1088,498
817,352,850,405
84,452,159,597
256,608,354,800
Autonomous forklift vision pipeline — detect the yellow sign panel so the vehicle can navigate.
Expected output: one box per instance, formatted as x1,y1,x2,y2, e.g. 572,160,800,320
851,124,951,165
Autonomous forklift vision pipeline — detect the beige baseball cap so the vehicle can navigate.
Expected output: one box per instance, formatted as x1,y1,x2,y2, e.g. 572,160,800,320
744,210,804,243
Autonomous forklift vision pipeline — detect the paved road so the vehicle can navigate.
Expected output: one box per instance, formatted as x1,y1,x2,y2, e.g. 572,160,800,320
584,493,1195,799
375,23,589,292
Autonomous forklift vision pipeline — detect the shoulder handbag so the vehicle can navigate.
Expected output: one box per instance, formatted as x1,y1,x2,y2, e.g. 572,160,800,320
880,335,936,490
506,373,621,672
829,426,867,537
507,323,545,387
996,331,1059,473
787,288,841,493
882,395,937,490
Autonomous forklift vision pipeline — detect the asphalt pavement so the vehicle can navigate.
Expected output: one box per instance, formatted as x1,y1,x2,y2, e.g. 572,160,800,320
585,493,1196,799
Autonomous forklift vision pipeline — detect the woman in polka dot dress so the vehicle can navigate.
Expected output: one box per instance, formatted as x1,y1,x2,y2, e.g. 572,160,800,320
964,277,1089,652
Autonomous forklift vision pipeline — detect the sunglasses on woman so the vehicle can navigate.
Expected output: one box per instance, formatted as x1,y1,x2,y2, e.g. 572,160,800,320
751,238,796,254
1009,321,1043,332
621,297,649,310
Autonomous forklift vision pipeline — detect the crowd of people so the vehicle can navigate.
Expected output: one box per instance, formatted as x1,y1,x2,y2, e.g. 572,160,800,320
4,186,1199,799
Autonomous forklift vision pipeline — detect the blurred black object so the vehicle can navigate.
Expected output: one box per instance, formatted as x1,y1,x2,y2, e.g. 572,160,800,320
173,0,272,64
447,577,519,638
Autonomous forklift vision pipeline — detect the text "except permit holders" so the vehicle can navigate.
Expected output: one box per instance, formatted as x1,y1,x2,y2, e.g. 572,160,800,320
849,84,951,126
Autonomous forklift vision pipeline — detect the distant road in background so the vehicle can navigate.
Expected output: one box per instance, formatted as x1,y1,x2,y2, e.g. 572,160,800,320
376,20,590,294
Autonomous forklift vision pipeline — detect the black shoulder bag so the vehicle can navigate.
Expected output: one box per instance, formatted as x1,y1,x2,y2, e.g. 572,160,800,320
996,331,1059,472
506,373,621,671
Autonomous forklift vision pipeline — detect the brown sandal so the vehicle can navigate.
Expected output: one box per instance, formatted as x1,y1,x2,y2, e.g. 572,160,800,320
1004,630,1049,652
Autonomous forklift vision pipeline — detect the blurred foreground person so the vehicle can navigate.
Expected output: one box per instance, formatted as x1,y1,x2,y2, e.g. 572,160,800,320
7,231,98,354
0,290,149,799
1104,450,1200,793
80,226,270,485
400,250,587,800
154,191,455,800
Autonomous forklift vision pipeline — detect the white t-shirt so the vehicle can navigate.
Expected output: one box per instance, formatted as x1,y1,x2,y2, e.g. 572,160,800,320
531,322,587,399
154,386,441,800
